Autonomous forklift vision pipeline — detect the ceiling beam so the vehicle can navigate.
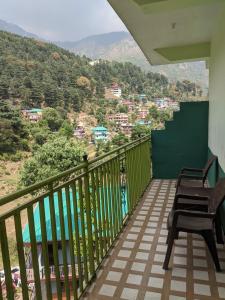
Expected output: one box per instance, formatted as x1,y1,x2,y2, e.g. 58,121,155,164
136,0,224,14
154,42,211,62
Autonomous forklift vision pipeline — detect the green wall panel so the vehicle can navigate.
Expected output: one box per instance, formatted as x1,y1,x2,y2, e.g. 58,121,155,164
151,101,209,178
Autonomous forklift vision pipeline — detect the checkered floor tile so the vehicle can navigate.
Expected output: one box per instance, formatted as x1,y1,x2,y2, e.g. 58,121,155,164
82,180,225,300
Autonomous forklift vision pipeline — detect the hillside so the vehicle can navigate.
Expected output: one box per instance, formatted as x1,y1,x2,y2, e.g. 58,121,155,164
58,31,209,91
0,30,180,111
0,20,208,91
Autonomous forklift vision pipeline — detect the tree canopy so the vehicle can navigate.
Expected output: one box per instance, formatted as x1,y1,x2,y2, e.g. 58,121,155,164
20,136,85,186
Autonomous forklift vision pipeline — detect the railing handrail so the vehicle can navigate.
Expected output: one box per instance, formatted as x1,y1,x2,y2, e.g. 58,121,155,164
0,135,150,207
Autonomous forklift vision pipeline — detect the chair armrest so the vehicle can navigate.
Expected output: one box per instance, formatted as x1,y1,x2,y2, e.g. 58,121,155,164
181,168,203,174
176,174,204,189
173,194,209,209
172,209,215,227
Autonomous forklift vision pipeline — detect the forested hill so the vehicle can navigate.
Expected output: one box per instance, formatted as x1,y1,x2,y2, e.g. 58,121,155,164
0,30,199,111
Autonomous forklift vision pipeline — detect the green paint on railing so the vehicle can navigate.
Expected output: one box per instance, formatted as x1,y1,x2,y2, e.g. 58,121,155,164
0,136,151,299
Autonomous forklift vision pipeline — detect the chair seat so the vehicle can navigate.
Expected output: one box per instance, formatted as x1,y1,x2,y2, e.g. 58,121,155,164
175,179,204,188
177,186,213,197
168,210,213,231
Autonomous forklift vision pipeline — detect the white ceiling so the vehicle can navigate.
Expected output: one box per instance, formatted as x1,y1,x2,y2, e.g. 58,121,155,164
108,0,225,65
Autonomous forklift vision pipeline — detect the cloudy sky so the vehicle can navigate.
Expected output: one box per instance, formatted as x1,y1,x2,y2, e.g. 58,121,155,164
0,0,127,41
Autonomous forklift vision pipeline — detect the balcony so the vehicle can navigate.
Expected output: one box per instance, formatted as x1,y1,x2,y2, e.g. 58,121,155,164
82,179,225,300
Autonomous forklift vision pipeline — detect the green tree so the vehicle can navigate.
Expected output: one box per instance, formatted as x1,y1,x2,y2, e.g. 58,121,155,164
0,101,29,154
20,136,85,186
131,124,151,141
42,107,63,131
111,132,129,147
59,120,74,138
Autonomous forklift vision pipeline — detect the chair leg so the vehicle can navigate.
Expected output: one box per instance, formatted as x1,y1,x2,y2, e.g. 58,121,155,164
215,216,224,245
163,229,176,270
202,231,221,272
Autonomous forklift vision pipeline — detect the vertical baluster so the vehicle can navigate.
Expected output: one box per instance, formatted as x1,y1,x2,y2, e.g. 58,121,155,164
116,155,122,226
27,205,42,299
94,168,104,259
78,178,89,284
99,166,107,253
58,189,70,300
102,164,111,248
83,156,95,277
110,159,117,238
14,212,29,300
104,162,113,245
71,181,83,294
0,220,13,300
65,185,79,300
90,171,100,265
39,199,52,300
48,186,62,300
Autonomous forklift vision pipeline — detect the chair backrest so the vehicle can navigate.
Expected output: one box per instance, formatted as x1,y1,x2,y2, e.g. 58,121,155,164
203,155,218,183
209,178,225,213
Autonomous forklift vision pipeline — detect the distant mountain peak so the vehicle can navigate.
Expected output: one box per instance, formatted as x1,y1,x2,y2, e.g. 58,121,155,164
0,19,39,39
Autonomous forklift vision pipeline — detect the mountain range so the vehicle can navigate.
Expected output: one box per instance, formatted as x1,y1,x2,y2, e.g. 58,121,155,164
0,19,208,90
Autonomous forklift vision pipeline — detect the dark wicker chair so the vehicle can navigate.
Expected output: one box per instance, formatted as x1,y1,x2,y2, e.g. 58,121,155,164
176,155,218,190
163,178,225,272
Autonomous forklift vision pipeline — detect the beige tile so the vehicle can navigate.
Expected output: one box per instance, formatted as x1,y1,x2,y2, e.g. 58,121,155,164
218,287,225,299
144,291,162,300
158,236,167,243
148,276,164,289
130,227,141,233
127,233,138,240
156,245,167,253
194,283,211,296
193,248,206,257
106,271,123,282
136,251,149,260
133,221,144,226
126,274,143,285
118,250,132,258
193,258,207,268
171,280,186,292
169,296,186,300
98,284,117,297
123,241,135,249
192,240,205,248
193,270,209,281
173,256,187,265
121,288,139,300
139,242,151,251
148,222,158,228
145,228,156,234
172,267,187,278
131,262,146,272
142,235,154,242
174,247,187,255
154,254,165,263
112,259,127,269
151,264,165,275
216,273,225,283
136,215,146,220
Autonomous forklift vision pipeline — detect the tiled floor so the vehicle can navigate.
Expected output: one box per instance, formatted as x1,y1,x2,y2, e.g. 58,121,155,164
82,180,225,300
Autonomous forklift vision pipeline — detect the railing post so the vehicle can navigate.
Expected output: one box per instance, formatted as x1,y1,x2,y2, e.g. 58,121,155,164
83,154,95,277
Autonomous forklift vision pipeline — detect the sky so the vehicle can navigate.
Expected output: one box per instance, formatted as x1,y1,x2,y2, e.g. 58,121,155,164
0,0,127,41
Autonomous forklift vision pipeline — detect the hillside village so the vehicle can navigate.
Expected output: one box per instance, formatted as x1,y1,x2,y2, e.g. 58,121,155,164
21,82,180,145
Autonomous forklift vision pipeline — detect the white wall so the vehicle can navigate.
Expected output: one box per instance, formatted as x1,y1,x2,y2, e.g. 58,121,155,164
208,7,225,171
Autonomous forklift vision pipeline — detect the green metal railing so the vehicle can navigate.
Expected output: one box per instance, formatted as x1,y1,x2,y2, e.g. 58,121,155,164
0,136,151,300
